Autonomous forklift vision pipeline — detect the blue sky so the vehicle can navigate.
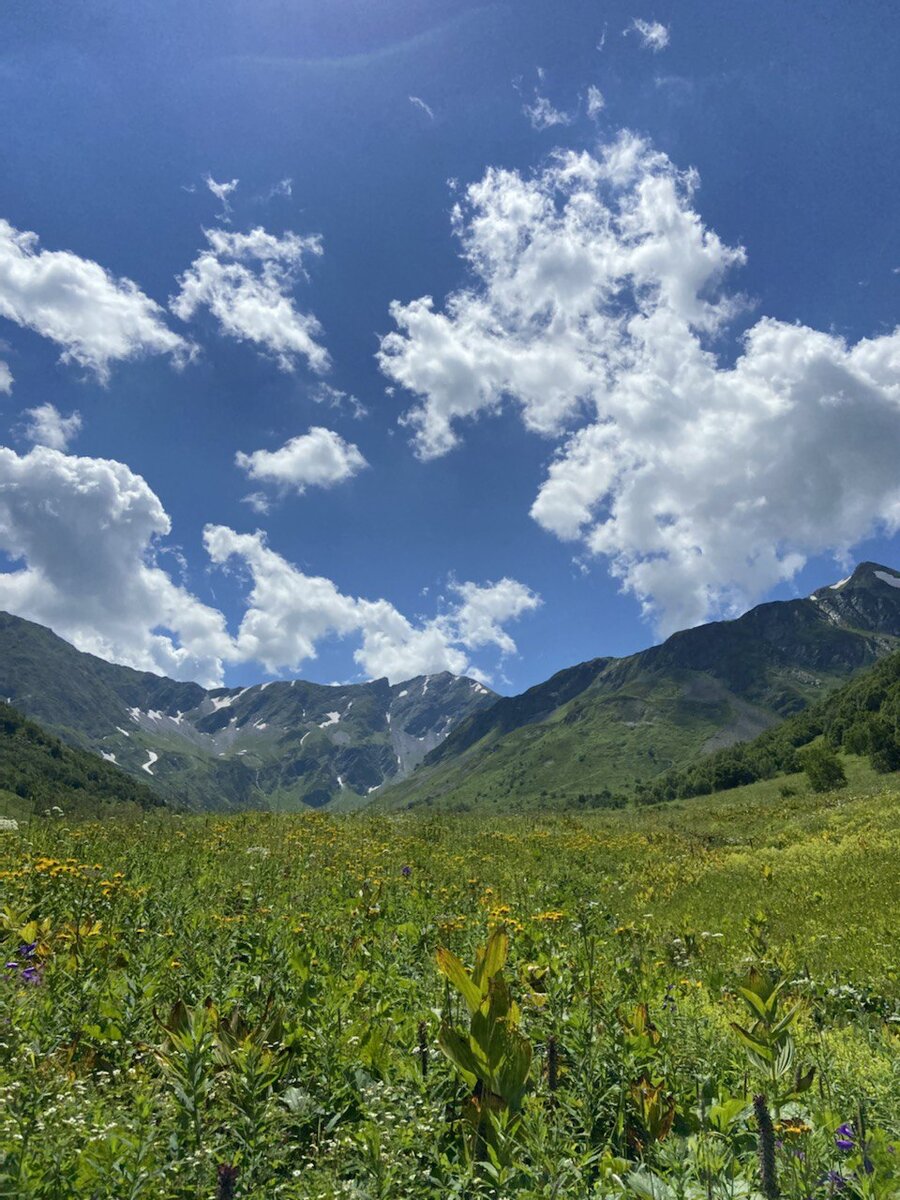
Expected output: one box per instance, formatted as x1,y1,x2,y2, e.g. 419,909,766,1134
0,0,898,692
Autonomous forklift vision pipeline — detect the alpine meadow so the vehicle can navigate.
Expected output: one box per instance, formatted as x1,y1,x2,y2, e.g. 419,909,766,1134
1,3,900,1199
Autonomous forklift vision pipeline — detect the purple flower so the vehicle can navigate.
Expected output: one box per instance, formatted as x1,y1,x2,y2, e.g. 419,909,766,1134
401,865,412,878
20,966,40,984
5,962,17,971
17,942,36,959
826,1169,848,1190
835,1122,855,1152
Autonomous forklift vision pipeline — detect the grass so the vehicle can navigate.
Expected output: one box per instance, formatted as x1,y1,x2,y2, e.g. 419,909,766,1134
1,755,899,1197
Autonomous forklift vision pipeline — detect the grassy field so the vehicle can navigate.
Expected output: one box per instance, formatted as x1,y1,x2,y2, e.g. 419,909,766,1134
2,756,900,1197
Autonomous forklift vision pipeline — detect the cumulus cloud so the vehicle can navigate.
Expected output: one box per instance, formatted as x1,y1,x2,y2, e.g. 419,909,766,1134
627,18,670,51
409,95,435,120
0,218,191,381
380,131,900,635
0,446,233,684
235,426,367,496
171,226,329,373
0,441,539,687
0,361,11,394
205,525,539,682
21,402,82,451
204,174,239,222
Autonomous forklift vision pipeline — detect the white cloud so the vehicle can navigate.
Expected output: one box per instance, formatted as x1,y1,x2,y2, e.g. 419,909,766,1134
627,18,670,51
0,446,539,688
204,174,239,221
21,402,82,451
204,525,539,683
380,131,900,636
312,382,368,419
451,578,542,655
171,225,329,373
409,95,435,120
586,85,606,119
0,218,191,381
235,426,367,495
523,93,573,131
0,361,11,394
0,446,233,685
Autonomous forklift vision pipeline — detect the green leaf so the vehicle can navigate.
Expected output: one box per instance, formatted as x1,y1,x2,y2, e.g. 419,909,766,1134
437,1025,480,1088
736,987,770,1023
730,1021,774,1063
473,927,509,990
436,948,482,1013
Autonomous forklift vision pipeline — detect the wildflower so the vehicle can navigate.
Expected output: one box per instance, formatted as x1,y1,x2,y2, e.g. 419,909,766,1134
20,966,40,984
835,1122,855,1152
401,865,412,878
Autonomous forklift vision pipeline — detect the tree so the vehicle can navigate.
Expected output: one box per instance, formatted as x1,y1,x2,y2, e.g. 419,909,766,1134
800,744,847,793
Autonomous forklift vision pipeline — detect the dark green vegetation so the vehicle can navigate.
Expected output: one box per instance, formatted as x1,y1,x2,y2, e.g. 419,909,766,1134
0,701,160,819
382,562,900,811
639,643,900,803
3,768,900,1197
0,611,496,810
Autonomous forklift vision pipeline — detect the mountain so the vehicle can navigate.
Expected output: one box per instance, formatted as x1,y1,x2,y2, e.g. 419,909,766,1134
640,642,900,803
379,562,900,811
0,611,497,810
0,700,161,820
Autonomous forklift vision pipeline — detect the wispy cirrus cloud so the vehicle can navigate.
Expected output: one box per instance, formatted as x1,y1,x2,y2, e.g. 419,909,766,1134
409,95,435,120
626,18,670,51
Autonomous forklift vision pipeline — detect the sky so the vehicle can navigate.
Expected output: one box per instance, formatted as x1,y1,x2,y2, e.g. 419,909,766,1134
0,0,898,693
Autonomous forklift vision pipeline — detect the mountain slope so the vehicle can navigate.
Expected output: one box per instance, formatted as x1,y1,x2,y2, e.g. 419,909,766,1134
379,562,900,811
0,701,162,819
0,612,496,810
639,643,900,803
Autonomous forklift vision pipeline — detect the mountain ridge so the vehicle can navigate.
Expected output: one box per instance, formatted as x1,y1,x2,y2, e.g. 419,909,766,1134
379,561,900,811
0,611,496,810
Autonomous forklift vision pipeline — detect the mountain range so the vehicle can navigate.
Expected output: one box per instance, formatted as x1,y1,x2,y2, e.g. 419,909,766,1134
0,561,898,814
0,610,496,810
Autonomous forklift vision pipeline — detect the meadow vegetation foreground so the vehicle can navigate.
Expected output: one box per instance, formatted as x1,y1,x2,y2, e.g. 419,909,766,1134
2,764,900,1198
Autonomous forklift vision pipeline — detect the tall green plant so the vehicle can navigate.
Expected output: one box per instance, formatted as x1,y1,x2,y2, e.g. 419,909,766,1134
435,928,532,1163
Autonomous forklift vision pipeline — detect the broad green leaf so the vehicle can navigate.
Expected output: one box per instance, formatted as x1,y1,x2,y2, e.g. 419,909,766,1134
437,1025,479,1087
436,948,482,1013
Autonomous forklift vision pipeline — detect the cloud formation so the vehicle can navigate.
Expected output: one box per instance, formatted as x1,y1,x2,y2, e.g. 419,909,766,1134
0,218,191,381
380,132,900,634
0,445,538,686
204,174,239,222
409,95,435,120
0,361,11,394
586,85,606,119
0,446,232,684
523,93,573,131
235,426,367,495
171,226,329,373
205,526,540,683
21,402,82,451
627,19,670,51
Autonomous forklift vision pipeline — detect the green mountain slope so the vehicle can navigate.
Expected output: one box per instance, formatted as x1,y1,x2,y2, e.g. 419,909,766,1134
379,562,900,811
0,612,496,810
0,701,162,820
640,642,900,803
